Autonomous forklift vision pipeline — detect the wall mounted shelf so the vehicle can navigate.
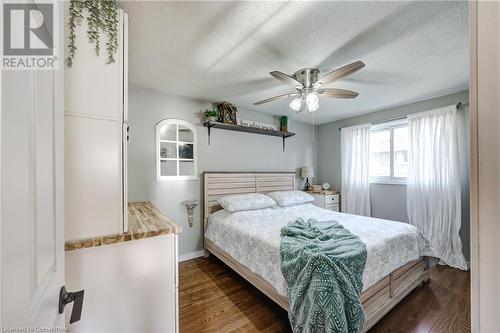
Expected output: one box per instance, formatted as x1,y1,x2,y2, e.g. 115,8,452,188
203,121,296,152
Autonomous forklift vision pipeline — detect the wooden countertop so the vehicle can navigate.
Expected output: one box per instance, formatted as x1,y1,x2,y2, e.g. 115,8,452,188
65,202,181,251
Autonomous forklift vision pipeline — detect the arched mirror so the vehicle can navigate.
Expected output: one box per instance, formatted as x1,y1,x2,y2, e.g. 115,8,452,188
156,119,197,180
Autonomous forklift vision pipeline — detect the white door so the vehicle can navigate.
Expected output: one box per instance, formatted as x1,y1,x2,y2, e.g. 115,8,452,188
0,1,67,329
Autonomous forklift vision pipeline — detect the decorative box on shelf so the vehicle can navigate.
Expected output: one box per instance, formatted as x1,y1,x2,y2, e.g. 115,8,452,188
307,190,340,212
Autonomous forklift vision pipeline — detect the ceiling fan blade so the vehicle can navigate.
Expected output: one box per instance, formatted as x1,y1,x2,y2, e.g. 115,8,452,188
317,88,359,98
254,93,297,105
270,71,303,89
313,61,365,88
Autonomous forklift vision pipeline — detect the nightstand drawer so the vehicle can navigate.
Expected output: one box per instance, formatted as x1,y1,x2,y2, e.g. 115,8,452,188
310,192,341,211
325,194,339,204
325,203,340,212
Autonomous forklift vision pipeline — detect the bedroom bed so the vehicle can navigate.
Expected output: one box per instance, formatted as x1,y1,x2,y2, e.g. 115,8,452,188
203,172,433,332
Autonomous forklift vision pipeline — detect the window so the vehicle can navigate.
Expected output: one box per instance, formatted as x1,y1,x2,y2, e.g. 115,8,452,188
156,119,197,180
370,119,408,184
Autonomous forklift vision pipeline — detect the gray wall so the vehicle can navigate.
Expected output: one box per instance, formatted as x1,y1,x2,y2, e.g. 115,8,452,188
317,90,470,260
128,85,318,257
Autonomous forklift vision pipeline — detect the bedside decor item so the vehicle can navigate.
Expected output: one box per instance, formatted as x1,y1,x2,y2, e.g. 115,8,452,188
301,166,315,191
280,116,288,132
311,185,322,192
203,109,219,123
322,182,331,190
217,102,238,125
181,200,199,227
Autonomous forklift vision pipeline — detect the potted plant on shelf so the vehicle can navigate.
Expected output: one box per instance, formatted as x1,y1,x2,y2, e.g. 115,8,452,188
204,109,219,123
280,116,288,132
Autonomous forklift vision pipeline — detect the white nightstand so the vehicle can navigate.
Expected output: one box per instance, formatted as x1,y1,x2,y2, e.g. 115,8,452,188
309,192,340,212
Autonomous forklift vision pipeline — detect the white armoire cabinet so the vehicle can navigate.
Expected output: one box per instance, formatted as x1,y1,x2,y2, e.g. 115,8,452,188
64,8,179,333
64,9,128,241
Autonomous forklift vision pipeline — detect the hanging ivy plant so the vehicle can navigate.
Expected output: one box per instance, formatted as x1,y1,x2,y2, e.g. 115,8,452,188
66,0,119,67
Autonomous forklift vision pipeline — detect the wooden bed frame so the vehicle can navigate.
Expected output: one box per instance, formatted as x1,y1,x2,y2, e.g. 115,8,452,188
203,172,430,332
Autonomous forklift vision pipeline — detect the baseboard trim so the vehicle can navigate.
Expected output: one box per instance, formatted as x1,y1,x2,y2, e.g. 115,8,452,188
179,250,204,262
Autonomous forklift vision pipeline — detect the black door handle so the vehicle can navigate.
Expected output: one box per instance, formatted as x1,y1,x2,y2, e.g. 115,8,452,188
59,286,84,324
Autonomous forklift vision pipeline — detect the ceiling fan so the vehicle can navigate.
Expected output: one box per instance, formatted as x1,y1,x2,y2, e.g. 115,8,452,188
254,61,365,113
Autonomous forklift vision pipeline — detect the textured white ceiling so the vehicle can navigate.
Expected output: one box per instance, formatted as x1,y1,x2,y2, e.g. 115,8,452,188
121,1,468,124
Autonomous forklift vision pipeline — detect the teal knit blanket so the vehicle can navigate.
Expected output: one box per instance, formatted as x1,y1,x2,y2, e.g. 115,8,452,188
280,218,367,333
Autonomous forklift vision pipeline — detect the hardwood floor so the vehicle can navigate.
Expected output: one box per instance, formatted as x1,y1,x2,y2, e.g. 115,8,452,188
179,257,470,333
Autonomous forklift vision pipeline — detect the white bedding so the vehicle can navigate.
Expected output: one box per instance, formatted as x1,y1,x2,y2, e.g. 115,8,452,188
205,203,434,296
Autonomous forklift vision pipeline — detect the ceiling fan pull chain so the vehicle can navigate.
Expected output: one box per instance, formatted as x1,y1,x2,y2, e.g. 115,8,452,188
312,111,315,144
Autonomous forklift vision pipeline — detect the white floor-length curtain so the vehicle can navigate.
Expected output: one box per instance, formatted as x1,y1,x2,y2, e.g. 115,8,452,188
407,105,467,270
341,124,371,216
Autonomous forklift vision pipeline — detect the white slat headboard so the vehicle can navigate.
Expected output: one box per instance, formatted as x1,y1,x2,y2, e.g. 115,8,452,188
203,172,296,230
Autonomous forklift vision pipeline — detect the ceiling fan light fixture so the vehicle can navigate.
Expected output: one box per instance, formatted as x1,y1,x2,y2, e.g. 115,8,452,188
289,97,302,112
307,102,319,112
306,92,318,105
306,93,319,112
254,61,364,114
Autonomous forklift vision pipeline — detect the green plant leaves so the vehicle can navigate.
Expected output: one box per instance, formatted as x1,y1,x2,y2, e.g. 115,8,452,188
66,0,119,67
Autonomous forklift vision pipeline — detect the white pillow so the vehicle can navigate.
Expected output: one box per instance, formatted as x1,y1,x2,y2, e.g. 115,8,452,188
218,193,276,213
266,190,314,207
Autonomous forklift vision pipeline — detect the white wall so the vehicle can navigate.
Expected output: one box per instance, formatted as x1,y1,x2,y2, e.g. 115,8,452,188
128,85,318,257
316,90,470,260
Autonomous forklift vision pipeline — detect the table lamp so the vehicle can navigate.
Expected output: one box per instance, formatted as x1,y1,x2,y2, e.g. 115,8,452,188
301,166,314,191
